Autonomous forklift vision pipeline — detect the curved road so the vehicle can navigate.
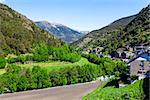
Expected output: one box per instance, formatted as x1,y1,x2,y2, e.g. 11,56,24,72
0,81,102,100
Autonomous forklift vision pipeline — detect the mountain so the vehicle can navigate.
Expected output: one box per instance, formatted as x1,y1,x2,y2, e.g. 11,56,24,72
36,21,86,43
0,3,62,55
122,4,150,47
73,4,150,53
73,15,136,50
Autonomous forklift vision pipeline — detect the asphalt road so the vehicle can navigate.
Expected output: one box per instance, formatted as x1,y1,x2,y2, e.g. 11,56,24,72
0,81,102,100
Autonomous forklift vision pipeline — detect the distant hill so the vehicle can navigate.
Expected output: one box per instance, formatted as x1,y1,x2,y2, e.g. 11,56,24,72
0,3,62,54
73,4,150,53
36,21,86,43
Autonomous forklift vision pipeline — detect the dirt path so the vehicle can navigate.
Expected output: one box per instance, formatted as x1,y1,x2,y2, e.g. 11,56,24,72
0,81,102,100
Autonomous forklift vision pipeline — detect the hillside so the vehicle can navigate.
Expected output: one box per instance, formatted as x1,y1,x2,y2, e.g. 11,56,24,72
73,4,150,52
103,4,150,52
36,21,86,43
122,4,150,47
73,15,136,50
0,3,62,55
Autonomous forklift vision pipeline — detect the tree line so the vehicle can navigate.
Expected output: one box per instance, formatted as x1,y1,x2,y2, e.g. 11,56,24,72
0,64,101,94
0,44,81,69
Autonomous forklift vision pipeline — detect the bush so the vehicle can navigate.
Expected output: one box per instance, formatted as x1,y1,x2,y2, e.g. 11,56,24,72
16,55,26,64
48,64,101,87
0,57,6,69
49,70,67,86
32,66,52,88
25,55,33,61
7,55,25,64
5,64,22,74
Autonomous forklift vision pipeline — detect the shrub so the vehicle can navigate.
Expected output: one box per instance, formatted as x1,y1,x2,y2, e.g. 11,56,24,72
0,57,6,69
32,66,51,88
5,64,21,74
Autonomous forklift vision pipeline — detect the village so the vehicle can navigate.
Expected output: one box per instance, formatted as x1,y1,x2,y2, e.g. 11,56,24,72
84,45,150,82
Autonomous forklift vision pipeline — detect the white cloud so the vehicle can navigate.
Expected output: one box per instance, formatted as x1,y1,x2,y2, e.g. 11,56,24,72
0,0,5,3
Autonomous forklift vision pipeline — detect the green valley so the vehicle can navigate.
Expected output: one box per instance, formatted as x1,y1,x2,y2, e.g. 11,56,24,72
0,1,149,100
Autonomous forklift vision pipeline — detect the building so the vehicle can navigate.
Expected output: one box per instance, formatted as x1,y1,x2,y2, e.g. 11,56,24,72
128,51,150,80
133,46,149,55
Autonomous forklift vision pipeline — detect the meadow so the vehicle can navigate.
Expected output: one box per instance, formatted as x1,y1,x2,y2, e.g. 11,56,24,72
17,57,94,71
0,57,94,75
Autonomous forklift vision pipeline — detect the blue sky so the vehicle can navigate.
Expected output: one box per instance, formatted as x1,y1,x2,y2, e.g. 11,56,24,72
0,0,149,31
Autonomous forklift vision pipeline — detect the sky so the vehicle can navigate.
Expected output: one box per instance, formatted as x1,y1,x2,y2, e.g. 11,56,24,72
0,0,149,31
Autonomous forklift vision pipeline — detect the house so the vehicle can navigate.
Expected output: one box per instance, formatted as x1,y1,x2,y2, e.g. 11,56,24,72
128,51,150,80
134,46,149,53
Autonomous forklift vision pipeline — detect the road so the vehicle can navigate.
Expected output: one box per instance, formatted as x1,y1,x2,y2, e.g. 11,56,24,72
0,81,102,100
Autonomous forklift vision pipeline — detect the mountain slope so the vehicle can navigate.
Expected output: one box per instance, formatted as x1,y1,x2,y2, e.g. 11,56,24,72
122,4,150,46
36,21,86,43
73,4,150,52
73,15,136,50
103,4,150,52
0,3,62,54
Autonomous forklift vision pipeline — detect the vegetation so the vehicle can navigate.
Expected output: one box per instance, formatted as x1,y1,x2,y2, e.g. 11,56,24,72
0,52,128,94
0,57,6,69
17,57,93,72
82,54,129,78
0,69,5,75
83,80,144,100
0,3,62,55
0,63,101,94
5,44,81,64
0,3,140,98
48,44,81,63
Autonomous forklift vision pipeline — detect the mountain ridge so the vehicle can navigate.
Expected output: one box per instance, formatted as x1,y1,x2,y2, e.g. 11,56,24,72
36,21,86,43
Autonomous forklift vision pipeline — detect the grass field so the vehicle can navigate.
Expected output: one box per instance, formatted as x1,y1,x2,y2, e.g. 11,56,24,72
17,57,96,71
0,57,96,75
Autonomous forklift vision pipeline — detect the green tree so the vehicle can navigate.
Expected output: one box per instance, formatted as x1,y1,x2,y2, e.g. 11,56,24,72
33,44,49,62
